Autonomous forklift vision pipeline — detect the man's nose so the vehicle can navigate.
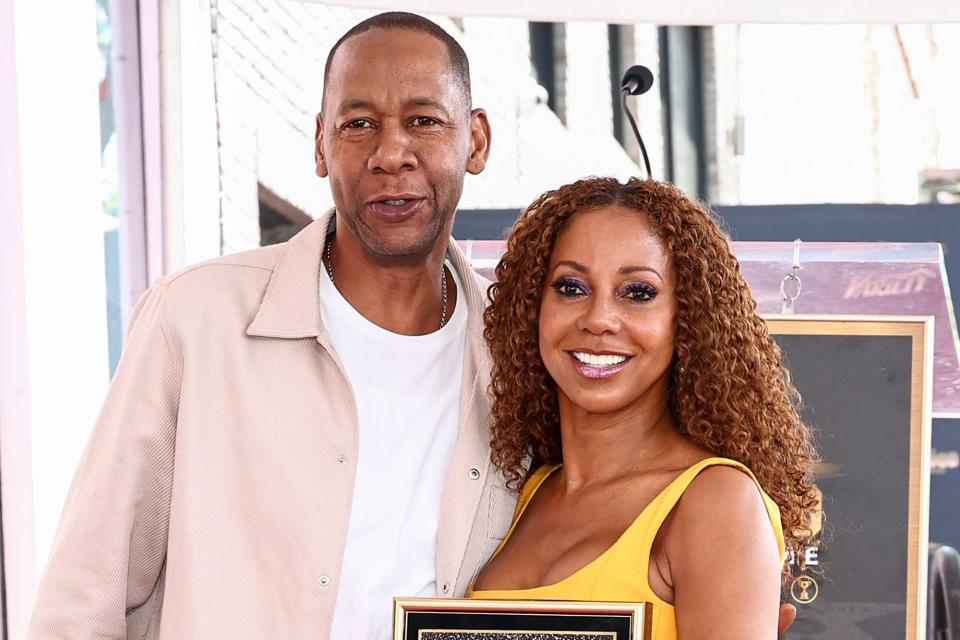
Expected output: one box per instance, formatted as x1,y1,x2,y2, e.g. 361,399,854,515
367,122,418,174
576,294,622,335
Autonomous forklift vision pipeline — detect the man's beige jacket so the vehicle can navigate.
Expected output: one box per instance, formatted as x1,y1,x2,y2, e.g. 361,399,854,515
28,211,516,639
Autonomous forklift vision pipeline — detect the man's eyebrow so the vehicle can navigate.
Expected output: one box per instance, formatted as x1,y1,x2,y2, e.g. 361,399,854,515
407,97,451,118
336,100,375,117
335,98,452,119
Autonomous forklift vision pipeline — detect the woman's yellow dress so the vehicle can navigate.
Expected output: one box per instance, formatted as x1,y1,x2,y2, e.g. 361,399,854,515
468,457,785,640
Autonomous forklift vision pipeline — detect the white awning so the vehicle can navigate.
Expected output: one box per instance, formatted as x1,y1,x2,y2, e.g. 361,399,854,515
292,0,960,24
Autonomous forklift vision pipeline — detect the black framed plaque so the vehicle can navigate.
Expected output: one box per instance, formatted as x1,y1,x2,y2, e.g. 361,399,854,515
767,316,933,640
393,598,650,640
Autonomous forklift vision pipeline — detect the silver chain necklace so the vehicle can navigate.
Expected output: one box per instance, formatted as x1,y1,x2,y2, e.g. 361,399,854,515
324,234,448,329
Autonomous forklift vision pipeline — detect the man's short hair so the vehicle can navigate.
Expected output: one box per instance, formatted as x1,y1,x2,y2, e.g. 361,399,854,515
322,12,472,111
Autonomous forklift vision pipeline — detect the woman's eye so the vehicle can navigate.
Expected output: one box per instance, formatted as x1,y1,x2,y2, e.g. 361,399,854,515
551,278,588,297
623,283,657,302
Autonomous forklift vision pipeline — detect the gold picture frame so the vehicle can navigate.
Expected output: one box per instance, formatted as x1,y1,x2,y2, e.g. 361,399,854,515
393,598,650,640
766,314,933,639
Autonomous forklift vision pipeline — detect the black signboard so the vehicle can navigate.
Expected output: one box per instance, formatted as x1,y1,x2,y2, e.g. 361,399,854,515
393,599,649,640
769,316,932,640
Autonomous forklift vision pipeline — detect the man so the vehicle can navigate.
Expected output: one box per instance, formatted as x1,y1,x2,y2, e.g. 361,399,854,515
29,12,795,639
29,12,514,639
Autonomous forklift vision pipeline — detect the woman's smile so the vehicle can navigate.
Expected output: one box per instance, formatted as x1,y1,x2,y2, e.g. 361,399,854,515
568,350,633,379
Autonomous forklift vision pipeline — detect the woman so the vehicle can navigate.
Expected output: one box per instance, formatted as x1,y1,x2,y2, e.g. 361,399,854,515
470,177,819,639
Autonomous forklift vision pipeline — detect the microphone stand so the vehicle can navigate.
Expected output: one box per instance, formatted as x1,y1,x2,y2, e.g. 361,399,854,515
621,88,652,179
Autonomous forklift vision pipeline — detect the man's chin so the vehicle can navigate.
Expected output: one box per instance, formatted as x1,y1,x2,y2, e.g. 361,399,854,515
357,231,444,262
354,218,448,260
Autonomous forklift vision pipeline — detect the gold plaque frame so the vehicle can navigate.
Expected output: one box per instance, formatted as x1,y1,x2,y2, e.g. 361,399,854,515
766,314,933,639
393,598,650,640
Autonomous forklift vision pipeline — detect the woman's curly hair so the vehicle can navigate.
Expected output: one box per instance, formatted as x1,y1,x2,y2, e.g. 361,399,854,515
483,176,820,559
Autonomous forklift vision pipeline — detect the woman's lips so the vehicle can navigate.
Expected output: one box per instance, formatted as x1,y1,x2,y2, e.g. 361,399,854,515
368,198,424,221
568,352,631,379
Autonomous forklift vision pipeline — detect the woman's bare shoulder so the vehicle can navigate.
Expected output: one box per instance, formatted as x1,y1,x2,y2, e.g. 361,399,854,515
671,465,772,538
665,465,782,638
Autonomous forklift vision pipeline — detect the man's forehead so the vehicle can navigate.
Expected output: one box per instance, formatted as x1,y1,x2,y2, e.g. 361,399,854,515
325,31,462,111
328,29,452,85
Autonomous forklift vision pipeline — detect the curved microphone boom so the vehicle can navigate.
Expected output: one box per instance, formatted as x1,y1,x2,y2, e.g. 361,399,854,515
620,65,654,179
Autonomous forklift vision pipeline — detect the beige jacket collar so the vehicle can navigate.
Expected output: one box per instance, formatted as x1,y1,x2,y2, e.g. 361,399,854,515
246,209,490,354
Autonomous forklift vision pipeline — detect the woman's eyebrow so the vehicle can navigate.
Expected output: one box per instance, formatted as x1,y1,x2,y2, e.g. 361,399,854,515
553,261,664,283
554,260,588,273
619,265,664,281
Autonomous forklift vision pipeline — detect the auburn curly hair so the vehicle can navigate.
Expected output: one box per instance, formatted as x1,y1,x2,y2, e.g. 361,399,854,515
483,176,820,560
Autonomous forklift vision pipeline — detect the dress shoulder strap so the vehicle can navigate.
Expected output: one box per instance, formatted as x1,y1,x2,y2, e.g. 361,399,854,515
474,464,561,573
514,464,561,519
634,457,785,562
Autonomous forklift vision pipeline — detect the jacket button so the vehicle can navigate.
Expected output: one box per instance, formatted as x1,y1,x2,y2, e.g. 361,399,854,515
468,468,481,480
319,575,330,586
337,454,348,464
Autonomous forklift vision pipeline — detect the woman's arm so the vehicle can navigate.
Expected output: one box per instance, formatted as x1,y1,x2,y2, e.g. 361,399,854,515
666,465,782,639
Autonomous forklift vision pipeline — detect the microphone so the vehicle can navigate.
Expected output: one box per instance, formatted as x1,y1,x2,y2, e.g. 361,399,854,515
621,65,654,96
620,65,654,179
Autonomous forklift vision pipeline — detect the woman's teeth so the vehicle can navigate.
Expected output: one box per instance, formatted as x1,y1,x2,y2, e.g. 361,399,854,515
572,352,628,367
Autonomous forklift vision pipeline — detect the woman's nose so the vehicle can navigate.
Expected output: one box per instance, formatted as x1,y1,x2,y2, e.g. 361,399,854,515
575,294,621,335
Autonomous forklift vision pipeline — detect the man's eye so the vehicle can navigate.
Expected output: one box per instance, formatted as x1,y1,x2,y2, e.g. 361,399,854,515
412,116,438,126
344,119,373,129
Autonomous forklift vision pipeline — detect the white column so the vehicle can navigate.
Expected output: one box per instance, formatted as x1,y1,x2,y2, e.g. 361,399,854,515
0,2,35,634
160,0,222,270
110,0,150,317
0,1,110,637
140,0,167,282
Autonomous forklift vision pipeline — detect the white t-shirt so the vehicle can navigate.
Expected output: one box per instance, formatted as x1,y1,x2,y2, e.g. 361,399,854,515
321,259,468,640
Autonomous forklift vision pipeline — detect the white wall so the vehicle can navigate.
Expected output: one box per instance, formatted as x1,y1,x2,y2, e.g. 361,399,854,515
0,2,110,637
715,24,960,205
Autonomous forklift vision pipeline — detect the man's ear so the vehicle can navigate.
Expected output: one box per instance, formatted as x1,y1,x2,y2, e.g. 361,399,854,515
466,108,492,175
314,112,328,178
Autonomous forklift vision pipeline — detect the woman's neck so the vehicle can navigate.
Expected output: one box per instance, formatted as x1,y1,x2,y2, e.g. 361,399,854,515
555,389,693,491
